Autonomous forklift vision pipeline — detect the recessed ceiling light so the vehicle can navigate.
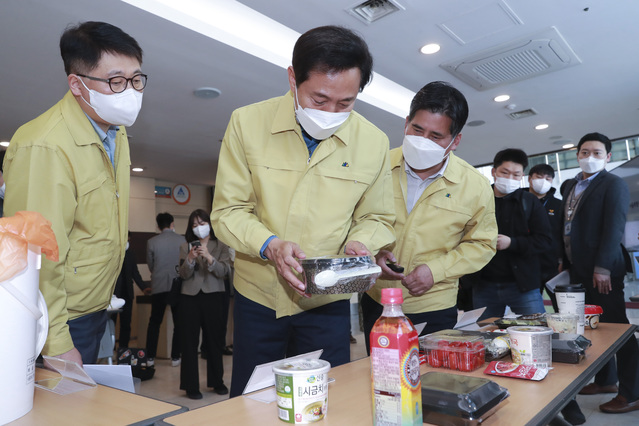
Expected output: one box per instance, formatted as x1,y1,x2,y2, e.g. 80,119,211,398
0,141,9,147
132,167,144,172
420,43,440,54
494,95,510,102
194,87,221,99
535,124,549,130
466,120,485,127
562,143,575,149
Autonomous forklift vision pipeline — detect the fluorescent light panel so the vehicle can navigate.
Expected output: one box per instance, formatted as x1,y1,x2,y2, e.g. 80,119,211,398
122,0,412,117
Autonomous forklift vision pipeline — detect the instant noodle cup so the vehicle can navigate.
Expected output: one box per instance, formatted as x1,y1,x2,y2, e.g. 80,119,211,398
507,326,554,369
273,359,330,424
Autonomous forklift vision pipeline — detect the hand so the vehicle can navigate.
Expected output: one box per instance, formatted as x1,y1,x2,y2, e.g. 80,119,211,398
187,245,199,262
143,287,152,296
344,241,371,256
402,264,434,297
264,238,308,297
593,272,612,294
375,250,405,281
496,234,511,250
45,347,83,368
197,246,214,264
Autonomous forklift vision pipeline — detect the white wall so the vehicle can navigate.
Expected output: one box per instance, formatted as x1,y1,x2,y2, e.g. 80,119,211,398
129,176,212,235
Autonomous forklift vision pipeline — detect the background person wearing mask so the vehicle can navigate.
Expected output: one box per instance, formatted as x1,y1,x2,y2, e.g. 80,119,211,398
178,209,232,400
212,25,396,397
363,81,497,349
560,132,639,414
473,149,552,321
3,21,144,365
528,164,562,311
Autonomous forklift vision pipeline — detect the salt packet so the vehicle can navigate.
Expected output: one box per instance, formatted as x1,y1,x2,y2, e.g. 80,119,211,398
483,361,549,381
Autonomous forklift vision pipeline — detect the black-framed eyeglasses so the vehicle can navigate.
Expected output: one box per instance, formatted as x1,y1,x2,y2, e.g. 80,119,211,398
77,73,148,93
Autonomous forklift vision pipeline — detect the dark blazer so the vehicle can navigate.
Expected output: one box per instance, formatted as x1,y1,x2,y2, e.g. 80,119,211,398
560,169,629,281
538,187,563,281
114,248,148,301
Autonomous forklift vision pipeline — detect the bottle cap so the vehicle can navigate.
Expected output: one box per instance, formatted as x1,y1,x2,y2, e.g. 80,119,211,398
381,287,403,304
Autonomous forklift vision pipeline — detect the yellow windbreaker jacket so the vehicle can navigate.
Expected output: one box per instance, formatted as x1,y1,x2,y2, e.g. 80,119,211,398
212,92,396,317
367,149,497,314
3,91,130,356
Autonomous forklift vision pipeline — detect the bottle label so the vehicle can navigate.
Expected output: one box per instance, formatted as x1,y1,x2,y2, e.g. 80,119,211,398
371,329,422,425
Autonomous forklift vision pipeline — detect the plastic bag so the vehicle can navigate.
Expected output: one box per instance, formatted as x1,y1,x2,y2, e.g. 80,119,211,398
0,211,59,282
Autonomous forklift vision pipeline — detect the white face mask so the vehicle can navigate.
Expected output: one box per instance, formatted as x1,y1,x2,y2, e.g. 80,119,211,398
79,77,143,127
494,176,521,195
402,133,453,170
193,224,210,240
579,156,606,174
531,178,552,195
125,242,130,251
293,87,350,140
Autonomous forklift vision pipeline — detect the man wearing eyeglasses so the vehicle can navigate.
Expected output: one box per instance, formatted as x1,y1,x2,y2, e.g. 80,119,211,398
3,21,145,365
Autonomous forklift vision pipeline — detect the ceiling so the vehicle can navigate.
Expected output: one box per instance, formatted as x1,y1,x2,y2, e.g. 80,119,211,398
1,0,638,186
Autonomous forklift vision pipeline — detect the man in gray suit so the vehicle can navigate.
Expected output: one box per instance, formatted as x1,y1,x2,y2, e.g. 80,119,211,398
145,212,185,366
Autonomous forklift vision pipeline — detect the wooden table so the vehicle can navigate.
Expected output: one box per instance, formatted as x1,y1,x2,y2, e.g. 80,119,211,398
9,369,186,426
161,323,636,426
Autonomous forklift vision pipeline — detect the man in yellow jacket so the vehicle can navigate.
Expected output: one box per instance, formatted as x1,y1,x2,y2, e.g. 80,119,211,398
3,22,145,365
363,82,498,349
212,26,396,397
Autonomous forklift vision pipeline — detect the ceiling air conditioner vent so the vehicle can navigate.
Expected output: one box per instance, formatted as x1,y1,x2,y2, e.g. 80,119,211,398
347,0,404,24
507,108,537,120
441,27,581,91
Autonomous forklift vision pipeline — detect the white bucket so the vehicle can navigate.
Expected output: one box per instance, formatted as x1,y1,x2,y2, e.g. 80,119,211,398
273,358,330,424
0,244,49,424
507,326,553,369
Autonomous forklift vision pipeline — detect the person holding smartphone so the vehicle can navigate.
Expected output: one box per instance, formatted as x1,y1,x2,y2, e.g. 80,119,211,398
178,209,232,399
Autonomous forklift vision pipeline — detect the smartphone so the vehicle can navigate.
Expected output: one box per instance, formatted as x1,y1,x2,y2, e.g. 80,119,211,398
190,240,201,250
386,262,404,273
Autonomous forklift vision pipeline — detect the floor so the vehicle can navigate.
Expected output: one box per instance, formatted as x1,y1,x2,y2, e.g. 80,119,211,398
120,292,639,425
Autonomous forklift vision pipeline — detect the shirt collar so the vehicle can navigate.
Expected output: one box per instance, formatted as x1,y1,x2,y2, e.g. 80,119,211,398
404,154,450,181
576,170,601,182
84,113,119,143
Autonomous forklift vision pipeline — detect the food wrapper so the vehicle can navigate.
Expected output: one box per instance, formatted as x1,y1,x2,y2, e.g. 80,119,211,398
483,361,548,381
0,211,59,281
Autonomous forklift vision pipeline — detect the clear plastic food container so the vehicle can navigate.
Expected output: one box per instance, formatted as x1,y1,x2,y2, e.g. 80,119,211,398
299,255,381,294
420,333,485,372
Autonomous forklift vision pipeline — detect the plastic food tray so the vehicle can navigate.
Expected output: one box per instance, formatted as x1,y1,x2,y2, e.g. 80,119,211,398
299,255,380,294
420,332,485,372
552,333,592,364
421,372,509,425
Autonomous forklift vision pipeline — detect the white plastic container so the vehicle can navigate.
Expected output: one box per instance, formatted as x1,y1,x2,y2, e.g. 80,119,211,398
0,244,48,424
273,358,330,424
555,284,586,334
507,326,553,369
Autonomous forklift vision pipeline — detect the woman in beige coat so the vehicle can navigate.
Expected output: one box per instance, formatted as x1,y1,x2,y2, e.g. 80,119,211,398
178,209,232,399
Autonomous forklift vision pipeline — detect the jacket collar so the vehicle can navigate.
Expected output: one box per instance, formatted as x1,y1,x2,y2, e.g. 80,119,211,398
59,91,105,147
270,90,351,146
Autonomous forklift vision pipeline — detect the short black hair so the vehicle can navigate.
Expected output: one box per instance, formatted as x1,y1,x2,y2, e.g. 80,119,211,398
529,164,555,179
409,81,469,138
60,21,143,75
291,25,373,92
577,132,611,153
493,148,529,169
185,209,215,243
156,212,174,230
